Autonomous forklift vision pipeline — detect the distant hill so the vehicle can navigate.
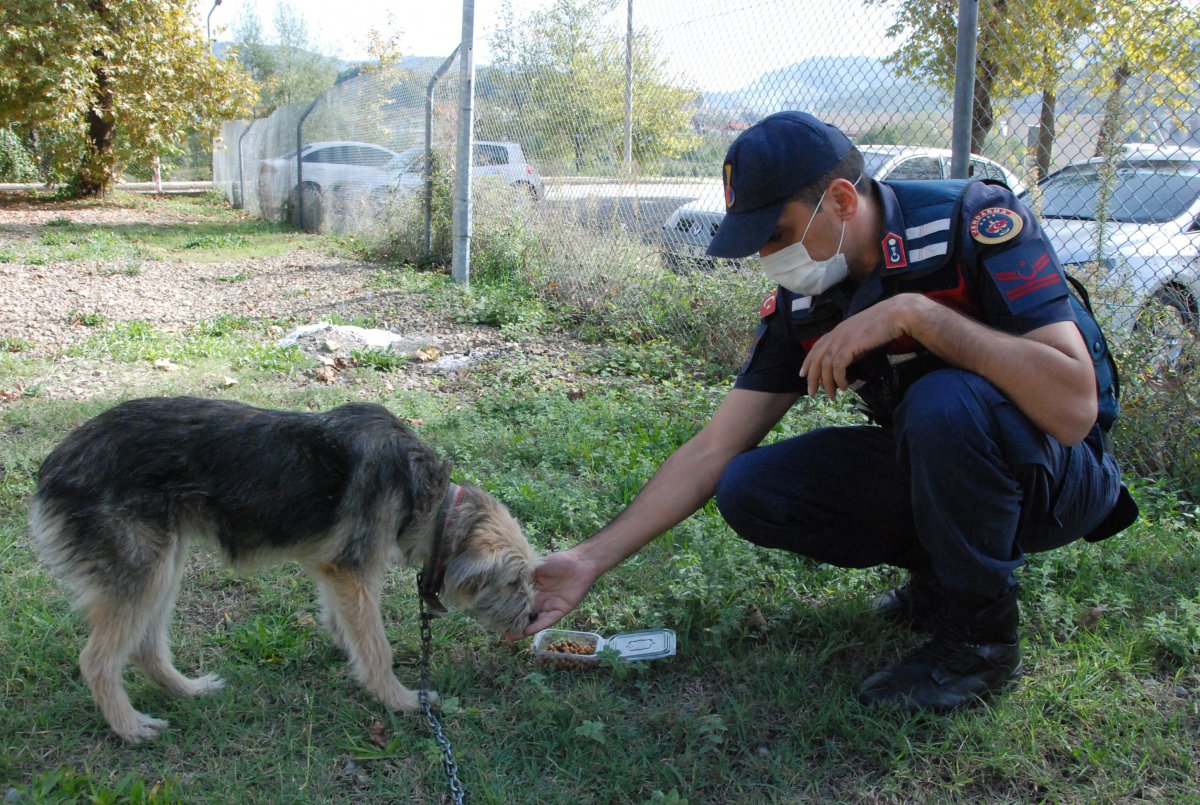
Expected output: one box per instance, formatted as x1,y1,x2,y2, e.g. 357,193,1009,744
704,56,949,116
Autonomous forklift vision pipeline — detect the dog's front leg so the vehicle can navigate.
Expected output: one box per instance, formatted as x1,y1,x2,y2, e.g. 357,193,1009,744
310,563,437,712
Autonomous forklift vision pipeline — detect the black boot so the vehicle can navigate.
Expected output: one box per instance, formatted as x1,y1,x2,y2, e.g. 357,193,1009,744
873,572,944,632
859,587,1022,711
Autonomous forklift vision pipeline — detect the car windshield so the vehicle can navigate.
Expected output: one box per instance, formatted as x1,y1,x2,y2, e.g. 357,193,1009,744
861,151,899,178
1039,161,1200,224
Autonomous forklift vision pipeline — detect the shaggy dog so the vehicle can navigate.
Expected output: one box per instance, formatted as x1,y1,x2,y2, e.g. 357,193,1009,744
29,396,538,744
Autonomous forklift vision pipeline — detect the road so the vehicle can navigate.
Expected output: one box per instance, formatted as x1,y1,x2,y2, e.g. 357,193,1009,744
542,178,720,243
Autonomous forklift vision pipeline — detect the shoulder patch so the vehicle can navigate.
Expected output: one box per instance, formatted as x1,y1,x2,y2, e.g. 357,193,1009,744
882,232,908,269
983,240,1066,314
970,207,1023,245
758,289,778,319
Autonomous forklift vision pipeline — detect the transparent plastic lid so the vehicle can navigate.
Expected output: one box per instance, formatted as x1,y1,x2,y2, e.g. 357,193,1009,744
604,629,676,661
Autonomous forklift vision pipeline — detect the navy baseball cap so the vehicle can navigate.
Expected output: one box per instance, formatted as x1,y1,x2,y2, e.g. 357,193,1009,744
707,111,853,259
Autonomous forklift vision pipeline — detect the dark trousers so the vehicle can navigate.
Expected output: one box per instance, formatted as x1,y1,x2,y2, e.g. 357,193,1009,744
715,369,1124,602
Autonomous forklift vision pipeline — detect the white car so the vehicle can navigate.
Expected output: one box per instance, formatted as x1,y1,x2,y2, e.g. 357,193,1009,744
385,141,546,201
257,140,545,229
660,145,1027,272
256,141,407,227
1030,144,1200,353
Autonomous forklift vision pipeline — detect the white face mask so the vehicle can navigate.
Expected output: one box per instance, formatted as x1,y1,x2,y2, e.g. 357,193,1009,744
758,177,857,297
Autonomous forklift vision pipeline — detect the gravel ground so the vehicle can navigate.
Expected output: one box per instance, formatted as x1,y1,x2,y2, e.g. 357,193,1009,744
0,194,586,400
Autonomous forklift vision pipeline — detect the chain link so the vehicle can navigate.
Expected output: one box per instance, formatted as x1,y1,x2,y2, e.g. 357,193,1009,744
418,579,466,804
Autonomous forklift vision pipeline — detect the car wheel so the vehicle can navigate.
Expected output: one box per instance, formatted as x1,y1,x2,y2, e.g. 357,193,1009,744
1136,283,1198,369
288,183,324,232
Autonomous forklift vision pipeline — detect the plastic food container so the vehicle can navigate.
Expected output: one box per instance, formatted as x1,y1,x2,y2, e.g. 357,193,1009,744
532,628,676,667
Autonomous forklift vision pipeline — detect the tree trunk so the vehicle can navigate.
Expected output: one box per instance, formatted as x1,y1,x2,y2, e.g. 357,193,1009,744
1095,62,1132,158
77,0,118,197
971,57,995,156
1036,89,1056,180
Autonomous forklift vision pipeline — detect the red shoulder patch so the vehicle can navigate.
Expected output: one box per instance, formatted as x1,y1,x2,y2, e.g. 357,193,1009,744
758,290,778,318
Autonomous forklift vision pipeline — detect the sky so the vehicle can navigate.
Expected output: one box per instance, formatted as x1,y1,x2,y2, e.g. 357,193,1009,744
198,0,896,92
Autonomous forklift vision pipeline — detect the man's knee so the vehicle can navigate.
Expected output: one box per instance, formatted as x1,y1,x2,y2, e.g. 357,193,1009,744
895,369,1000,444
714,452,760,541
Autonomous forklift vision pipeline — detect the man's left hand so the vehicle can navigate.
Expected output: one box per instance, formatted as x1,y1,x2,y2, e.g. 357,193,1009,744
800,295,919,399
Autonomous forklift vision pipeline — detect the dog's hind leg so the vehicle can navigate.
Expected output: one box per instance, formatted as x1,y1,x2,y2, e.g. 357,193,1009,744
311,562,435,713
79,595,171,744
131,539,225,699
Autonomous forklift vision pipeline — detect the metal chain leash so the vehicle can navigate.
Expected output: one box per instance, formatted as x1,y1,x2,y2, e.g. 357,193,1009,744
418,576,466,805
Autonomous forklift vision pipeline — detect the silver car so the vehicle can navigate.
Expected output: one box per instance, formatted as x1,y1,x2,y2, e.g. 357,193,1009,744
1030,144,1200,354
659,145,1027,272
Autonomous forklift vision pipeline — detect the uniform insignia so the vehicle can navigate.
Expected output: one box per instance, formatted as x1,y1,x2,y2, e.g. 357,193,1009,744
882,231,908,269
970,207,1023,245
984,240,1065,314
757,289,777,318
724,164,735,209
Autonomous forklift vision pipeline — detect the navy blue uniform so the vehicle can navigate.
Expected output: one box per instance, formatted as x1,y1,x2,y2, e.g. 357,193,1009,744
714,179,1129,601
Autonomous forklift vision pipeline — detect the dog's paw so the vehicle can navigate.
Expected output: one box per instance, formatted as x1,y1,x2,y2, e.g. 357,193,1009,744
118,713,169,744
387,688,438,713
190,674,226,696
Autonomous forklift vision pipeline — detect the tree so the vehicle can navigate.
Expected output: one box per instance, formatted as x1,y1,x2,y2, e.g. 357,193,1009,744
231,2,340,117
865,0,1200,169
0,0,256,196
864,0,1033,156
485,0,699,174
1081,1,1200,158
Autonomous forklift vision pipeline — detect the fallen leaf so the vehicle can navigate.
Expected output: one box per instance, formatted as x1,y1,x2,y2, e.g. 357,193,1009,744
412,347,439,362
1079,605,1108,628
313,365,338,383
405,417,425,427
153,358,177,372
741,603,767,631
221,377,239,387
368,719,387,748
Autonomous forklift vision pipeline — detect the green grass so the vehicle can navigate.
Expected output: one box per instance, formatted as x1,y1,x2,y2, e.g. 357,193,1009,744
0,195,310,265
1,194,1198,803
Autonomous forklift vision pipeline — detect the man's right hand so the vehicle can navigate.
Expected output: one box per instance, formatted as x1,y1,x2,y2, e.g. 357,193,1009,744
518,548,600,637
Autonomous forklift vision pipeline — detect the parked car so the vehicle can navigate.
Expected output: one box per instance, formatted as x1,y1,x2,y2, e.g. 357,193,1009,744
659,145,1026,272
257,141,408,227
470,141,545,200
1027,144,1200,358
385,141,545,200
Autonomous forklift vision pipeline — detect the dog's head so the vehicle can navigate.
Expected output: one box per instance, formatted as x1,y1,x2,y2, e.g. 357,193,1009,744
438,484,539,634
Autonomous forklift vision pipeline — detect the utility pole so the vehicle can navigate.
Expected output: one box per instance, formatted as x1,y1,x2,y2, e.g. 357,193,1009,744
206,0,222,44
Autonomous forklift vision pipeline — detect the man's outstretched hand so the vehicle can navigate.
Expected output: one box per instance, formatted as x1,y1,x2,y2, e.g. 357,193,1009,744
509,548,600,639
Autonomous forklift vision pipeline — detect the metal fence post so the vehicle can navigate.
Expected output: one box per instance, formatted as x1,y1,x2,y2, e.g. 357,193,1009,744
452,0,476,286
949,0,979,179
295,97,321,229
235,118,258,210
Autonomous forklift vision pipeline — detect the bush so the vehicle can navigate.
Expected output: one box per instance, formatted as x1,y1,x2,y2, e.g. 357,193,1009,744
0,128,41,182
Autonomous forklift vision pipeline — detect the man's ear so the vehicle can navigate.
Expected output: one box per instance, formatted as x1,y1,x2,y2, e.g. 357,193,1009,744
826,177,860,221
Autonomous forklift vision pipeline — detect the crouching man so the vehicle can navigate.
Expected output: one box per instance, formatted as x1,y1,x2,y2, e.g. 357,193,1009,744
521,111,1137,710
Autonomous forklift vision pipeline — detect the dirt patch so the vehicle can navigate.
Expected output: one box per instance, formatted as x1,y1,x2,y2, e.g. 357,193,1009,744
0,193,591,401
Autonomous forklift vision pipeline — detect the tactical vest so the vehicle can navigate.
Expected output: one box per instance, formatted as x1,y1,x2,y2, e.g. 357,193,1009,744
787,179,1121,431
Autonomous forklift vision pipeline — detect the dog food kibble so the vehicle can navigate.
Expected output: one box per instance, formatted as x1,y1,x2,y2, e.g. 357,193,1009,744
546,639,595,655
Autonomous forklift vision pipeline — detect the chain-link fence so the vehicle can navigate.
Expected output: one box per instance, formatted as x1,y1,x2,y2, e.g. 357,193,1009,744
213,0,1200,495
